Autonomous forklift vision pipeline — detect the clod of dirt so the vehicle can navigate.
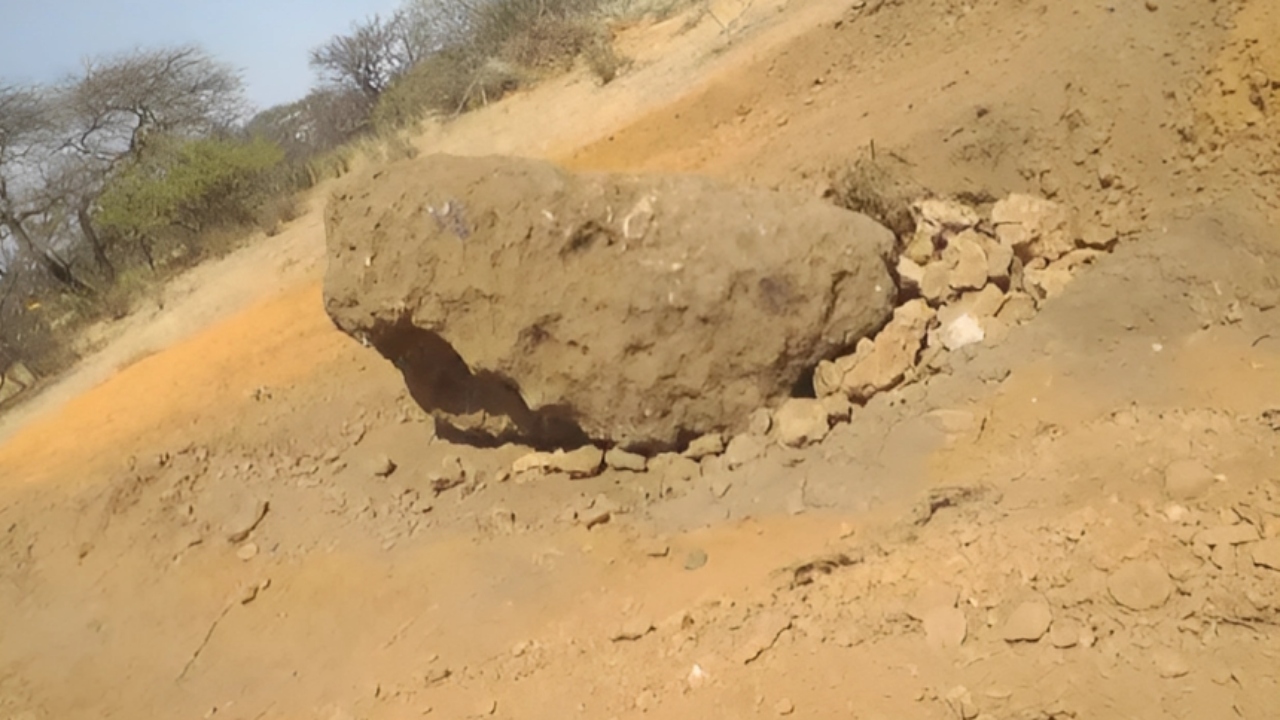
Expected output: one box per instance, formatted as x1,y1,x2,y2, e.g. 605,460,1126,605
1048,619,1081,648
324,154,896,451
512,446,604,479
683,433,726,460
605,447,647,472
1000,601,1052,642
814,299,933,401
1163,459,1215,500
774,698,795,716
1154,649,1191,679
991,194,1075,262
611,618,654,641
906,583,960,621
723,433,766,470
1251,538,1280,571
1107,559,1173,610
773,398,832,448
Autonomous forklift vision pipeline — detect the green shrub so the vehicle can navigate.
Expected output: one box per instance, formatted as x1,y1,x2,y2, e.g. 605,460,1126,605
97,135,286,241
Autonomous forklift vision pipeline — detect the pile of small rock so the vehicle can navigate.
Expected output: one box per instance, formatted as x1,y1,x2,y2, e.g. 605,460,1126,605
508,192,1112,482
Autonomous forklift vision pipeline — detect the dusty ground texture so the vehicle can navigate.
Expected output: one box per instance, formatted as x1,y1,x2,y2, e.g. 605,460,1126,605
3,0,1280,718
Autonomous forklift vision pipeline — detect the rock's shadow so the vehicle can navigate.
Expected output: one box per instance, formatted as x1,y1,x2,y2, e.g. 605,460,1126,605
368,318,588,449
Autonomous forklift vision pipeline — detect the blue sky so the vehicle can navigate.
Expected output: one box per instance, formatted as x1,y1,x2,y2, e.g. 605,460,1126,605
0,0,404,111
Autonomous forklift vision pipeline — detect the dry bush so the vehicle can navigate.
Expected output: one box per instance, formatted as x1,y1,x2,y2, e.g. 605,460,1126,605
584,35,628,84
827,152,928,239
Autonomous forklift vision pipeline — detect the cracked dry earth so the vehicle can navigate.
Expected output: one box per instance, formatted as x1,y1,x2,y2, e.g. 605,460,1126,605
3,0,1280,718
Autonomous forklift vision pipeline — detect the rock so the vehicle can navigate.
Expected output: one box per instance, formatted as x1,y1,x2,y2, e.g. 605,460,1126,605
897,256,926,293
513,446,604,479
773,398,831,447
1164,459,1214,500
684,548,709,571
736,611,793,664
774,698,796,716
991,194,1076,261
914,198,980,232
236,542,260,561
684,433,726,460
813,300,934,401
1251,538,1280,570
371,455,397,478
907,583,959,620
225,499,270,543
747,409,773,436
920,261,955,305
1195,524,1259,548
944,231,990,291
643,538,670,557
903,229,938,264
997,292,1038,324
1108,559,1173,610
724,434,766,470
938,313,985,351
324,155,897,450
472,699,497,717
948,284,1006,320
1000,601,1052,642
605,448,647,472
1023,263,1074,300
821,394,853,423
650,453,700,484
923,607,968,650
976,234,1014,282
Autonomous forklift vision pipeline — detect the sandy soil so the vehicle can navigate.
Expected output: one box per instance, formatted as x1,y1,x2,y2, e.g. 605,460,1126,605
2,1,1280,718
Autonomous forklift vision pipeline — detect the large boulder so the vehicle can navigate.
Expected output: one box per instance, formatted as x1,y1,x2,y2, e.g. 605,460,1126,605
323,154,896,451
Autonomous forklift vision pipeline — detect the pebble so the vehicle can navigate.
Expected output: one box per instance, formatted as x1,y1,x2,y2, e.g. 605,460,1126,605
612,618,654,641
1108,559,1173,610
236,542,260,561
774,698,795,716
1154,649,1190,678
684,548,709,571
225,499,270,543
710,477,733,499
1048,619,1081,648
1000,601,1052,642
724,434,766,470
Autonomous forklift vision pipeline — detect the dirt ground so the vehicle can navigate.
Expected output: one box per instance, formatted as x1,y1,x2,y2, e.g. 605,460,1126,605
3,0,1280,718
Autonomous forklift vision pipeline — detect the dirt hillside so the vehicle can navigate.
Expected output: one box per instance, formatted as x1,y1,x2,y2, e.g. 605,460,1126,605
2,1,1280,719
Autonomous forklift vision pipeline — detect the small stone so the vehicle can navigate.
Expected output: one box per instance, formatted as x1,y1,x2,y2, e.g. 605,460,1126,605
684,433,726,460
724,434,766,470
634,690,658,711
922,607,967,649
774,698,795,716
1108,559,1173,610
472,699,497,716
236,542,260,561
605,448,647,472
773,398,831,447
581,494,618,529
1164,459,1214,500
997,292,1037,324
642,536,670,557
898,255,926,293
371,454,397,478
991,193,1075,261
684,548,709,571
1000,601,1052,642
1144,0,1158,10
938,313,985,350
1251,538,1280,570
945,230,990,291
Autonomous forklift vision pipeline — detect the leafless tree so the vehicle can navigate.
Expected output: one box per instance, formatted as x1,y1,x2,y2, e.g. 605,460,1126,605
310,12,424,100
247,87,372,162
62,45,246,162
0,84,93,294
52,46,247,279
